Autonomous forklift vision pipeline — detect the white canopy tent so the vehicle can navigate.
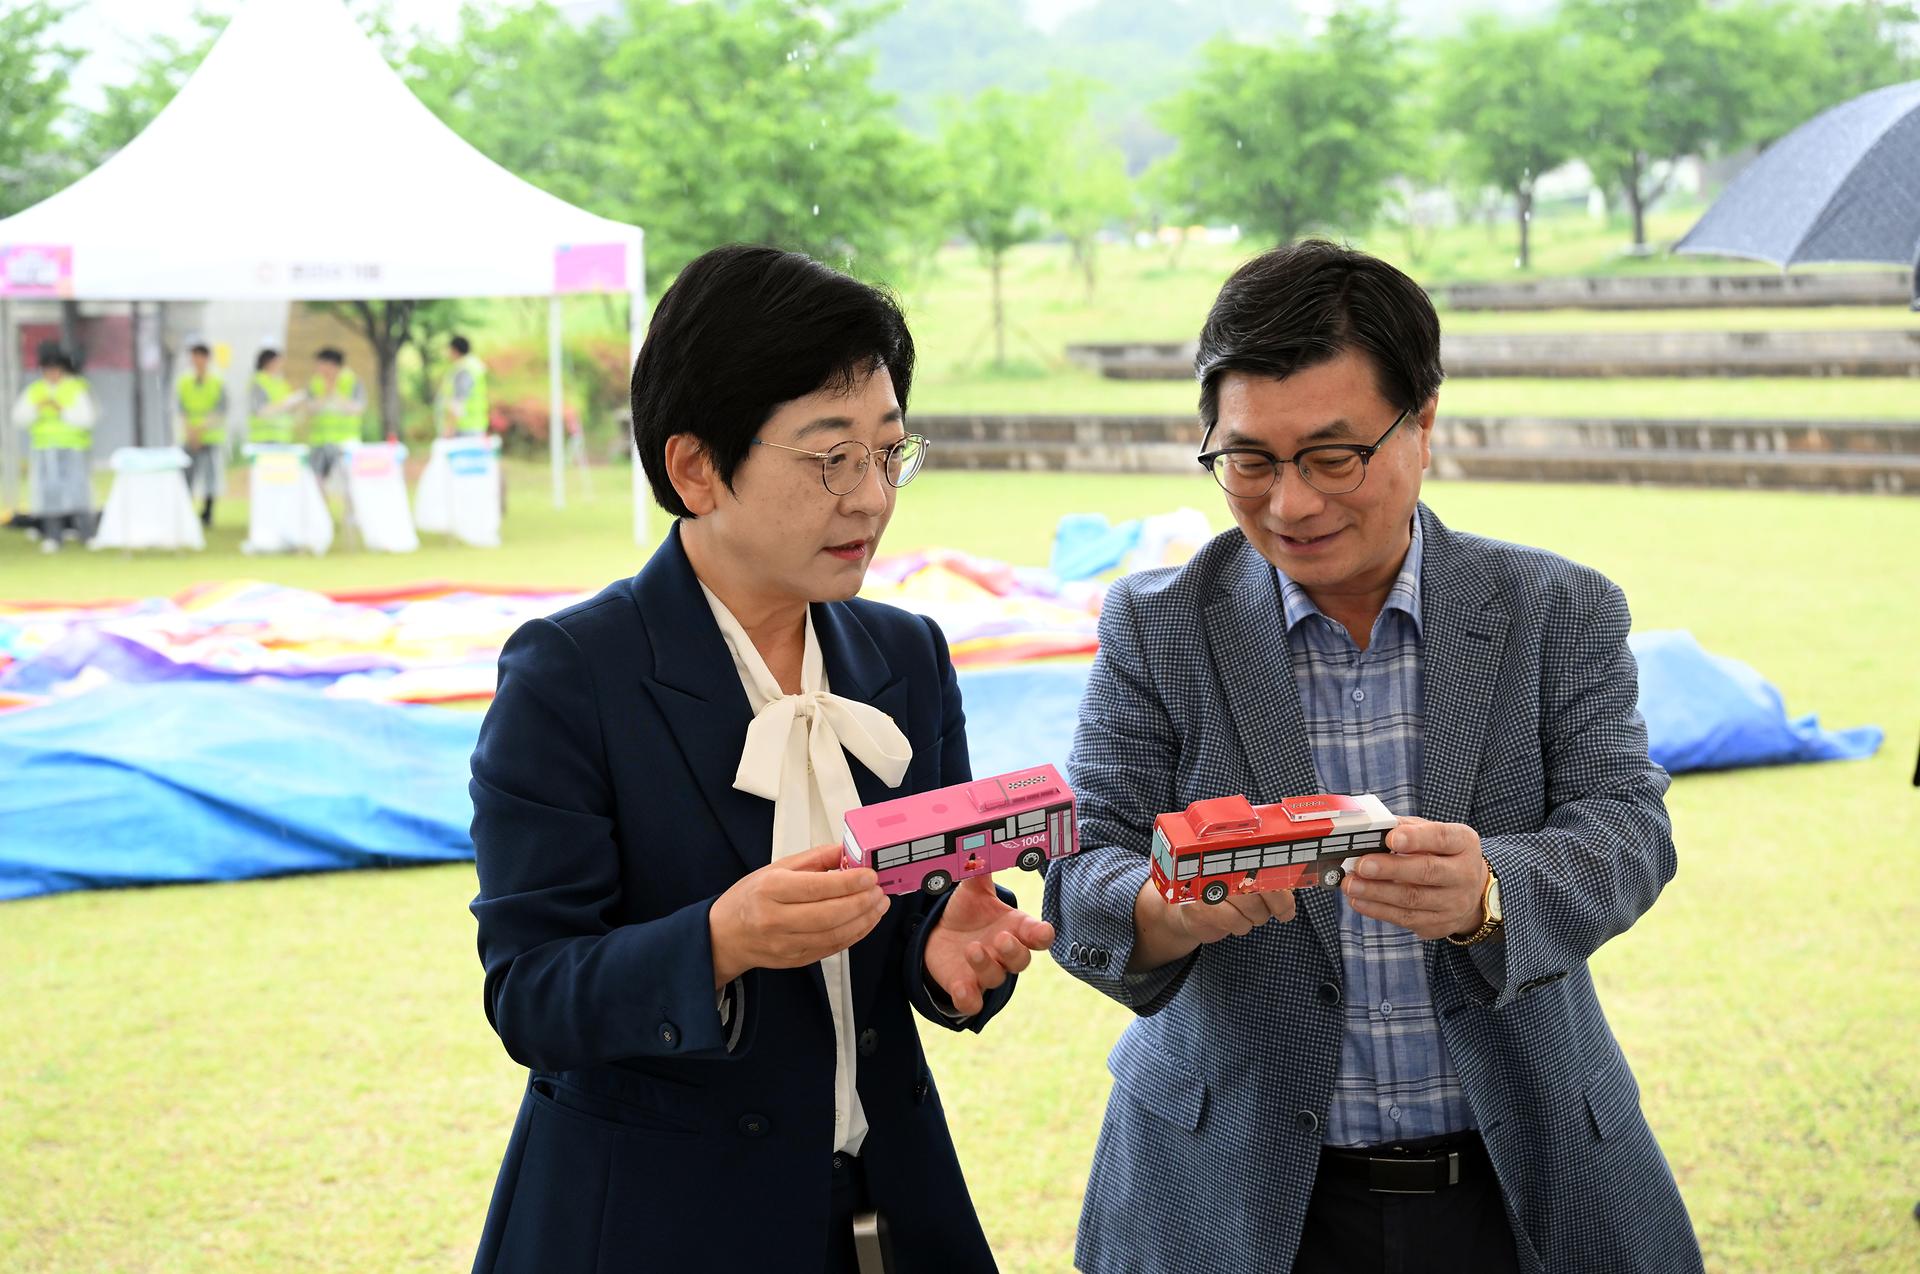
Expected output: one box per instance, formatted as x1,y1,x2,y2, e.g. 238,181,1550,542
0,0,645,522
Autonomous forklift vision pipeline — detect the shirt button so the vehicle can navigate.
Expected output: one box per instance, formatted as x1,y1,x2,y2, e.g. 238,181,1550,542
1389,1105,1402,1122
1351,688,1366,703
1379,1001,1393,1017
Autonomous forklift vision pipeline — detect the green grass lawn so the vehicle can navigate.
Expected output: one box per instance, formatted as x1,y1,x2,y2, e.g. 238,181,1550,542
1,467,1915,1272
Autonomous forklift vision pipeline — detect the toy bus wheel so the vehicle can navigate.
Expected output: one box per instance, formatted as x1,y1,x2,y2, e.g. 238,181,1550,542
1320,865,1345,889
921,870,954,896
1200,881,1229,905
1016,848,1045,872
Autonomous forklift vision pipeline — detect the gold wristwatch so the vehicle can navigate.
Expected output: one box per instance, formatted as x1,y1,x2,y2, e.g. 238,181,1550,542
1447,864,1503,947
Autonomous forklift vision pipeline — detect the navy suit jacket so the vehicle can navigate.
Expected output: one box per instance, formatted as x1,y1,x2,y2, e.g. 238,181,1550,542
468,525,1011,1273
1044,505,1702,1274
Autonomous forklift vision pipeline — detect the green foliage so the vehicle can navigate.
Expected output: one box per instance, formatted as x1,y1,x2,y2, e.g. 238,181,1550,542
940,87,1057,365
0,2,80,218
1433,15,1591,268
1155,7,1413,246
1038,80,1134,301
74,9,224,166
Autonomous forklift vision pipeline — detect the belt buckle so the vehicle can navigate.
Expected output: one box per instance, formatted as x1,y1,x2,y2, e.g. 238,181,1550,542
852,1209,893,1274
1365,1149,1459,1194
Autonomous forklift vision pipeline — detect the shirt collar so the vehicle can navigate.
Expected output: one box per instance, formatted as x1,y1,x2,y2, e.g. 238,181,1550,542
1274,513,1424,639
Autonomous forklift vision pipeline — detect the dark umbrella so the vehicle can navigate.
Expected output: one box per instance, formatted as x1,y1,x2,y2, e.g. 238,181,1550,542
1676,80,1920,307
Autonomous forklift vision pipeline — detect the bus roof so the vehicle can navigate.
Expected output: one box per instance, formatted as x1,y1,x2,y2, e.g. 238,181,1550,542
844,763,1070,849
1158,792,1393,854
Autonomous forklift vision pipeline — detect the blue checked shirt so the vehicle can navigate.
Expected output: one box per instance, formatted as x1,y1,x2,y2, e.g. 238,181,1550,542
1274,516,1475,1147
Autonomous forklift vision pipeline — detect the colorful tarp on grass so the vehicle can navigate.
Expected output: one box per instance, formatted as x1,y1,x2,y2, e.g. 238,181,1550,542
0,549,1882,901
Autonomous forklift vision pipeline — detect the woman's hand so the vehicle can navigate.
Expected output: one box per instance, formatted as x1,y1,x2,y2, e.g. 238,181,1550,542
924,877,1056,1016
708,844,890,988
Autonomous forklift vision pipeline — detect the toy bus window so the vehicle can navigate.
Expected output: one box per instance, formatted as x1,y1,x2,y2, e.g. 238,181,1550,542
1017,810,1046,832
960,832,989,853
1201,852,1233,875
1231,848,1261,871
1262,844,1292,868
1321,834,1351,850
1292,845,1320,864
1177,858,1199,880
877,846,910,868
910,835,945,862
1352,833,1384,850
992,828,1007,842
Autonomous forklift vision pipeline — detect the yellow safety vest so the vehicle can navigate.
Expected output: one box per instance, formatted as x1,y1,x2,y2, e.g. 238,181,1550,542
307,368,363,445
177,373,227,444
438,354,489,435
27,377,93,451
250,372,296,444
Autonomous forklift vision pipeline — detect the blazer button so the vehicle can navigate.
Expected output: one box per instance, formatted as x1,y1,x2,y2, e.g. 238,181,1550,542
657,1021,678,1048
738,1113,770,1138
913,1079,930,1105
858,1027,879,1057
1317,981,1342,1007
1295,1109,1319,1134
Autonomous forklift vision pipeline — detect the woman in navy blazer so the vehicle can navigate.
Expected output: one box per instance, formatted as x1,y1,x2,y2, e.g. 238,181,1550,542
467,246,1053,1274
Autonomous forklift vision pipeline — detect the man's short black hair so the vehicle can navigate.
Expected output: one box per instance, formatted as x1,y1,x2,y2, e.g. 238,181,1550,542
316,347,345,365
630,244,915,519
189,342,212,357
37,342,74,373
1195,239,1443,444
448,335,471,356
255,348,280,372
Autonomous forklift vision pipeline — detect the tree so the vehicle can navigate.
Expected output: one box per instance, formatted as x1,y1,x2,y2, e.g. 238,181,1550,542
596,0,937,284
1155,8,1412,246
0,2,81,218
77,10,224,165
1563,0,1793,249
940,89,1053,368
1037,80,1133,302
1434,15,1590,269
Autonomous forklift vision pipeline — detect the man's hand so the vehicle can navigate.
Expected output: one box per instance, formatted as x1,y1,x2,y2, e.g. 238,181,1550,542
186,425,203,449
925,877,1054,1017
1342,816,1489,940
708,844,889,989
1126,876,1295,973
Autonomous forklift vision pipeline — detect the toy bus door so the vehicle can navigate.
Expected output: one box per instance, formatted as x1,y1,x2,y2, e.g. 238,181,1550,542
1047,805,1075,858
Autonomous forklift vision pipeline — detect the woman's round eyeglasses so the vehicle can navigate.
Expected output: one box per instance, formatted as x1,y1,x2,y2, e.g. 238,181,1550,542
752,434,930,496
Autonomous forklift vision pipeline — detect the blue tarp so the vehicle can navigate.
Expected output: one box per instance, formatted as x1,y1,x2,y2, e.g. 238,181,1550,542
0,632,1882,901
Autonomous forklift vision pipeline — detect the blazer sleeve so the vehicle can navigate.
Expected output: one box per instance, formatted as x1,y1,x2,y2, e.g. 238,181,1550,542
1449,574,1677,1010
1041,579,1193,1015
469,616,756,1072
901,614,1022,1033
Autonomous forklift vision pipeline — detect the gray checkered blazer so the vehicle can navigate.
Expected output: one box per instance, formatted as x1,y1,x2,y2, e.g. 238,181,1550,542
1043,503,1702,1274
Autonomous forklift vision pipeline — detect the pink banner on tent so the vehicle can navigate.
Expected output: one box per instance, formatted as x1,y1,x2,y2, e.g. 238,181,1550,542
0,245,74,298
553,243,627,294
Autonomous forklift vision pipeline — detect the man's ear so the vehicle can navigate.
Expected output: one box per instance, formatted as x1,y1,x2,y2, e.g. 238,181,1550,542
664,433,720,517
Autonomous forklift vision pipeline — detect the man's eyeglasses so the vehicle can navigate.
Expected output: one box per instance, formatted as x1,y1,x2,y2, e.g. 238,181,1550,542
752,434,930,496
1196,406,1413,498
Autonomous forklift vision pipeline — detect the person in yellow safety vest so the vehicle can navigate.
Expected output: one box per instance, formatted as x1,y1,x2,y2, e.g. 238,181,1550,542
305,347,365,495
437,334,489,437
248,348,302,446
8,344,98,553
176,341,229,528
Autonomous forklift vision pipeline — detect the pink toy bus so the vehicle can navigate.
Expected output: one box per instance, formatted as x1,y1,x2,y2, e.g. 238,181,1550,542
841,764,1080,896
1150,792,1398,905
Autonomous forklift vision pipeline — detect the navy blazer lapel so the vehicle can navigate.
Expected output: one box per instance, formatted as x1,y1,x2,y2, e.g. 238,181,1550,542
633,524,771,880
813,598,914,1020
1414,505,1508,827
1204,537,1341,967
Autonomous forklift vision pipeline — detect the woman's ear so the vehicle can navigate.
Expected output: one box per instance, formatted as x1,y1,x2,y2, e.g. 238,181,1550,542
663,433,720,517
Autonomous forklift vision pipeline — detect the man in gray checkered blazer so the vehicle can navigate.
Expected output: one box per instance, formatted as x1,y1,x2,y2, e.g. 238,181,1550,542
1043,241,1701,1274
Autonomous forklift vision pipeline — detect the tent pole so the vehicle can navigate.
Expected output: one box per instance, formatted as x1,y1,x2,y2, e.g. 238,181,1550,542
0,297,16,511
548,293,565,510
131,301,146,448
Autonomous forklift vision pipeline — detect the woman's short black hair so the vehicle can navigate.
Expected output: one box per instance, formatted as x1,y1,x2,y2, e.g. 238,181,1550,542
631,244,915,518
316,347,345,365
1195,239,1443,444
449,335,471,356
255,348,280,373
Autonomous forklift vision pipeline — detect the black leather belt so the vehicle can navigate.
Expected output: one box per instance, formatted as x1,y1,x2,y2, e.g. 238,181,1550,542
1319,1132,1491,1194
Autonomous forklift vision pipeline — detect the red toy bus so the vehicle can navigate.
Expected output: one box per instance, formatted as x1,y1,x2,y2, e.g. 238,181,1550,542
1149,792,1397,905
841,764,1079,896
